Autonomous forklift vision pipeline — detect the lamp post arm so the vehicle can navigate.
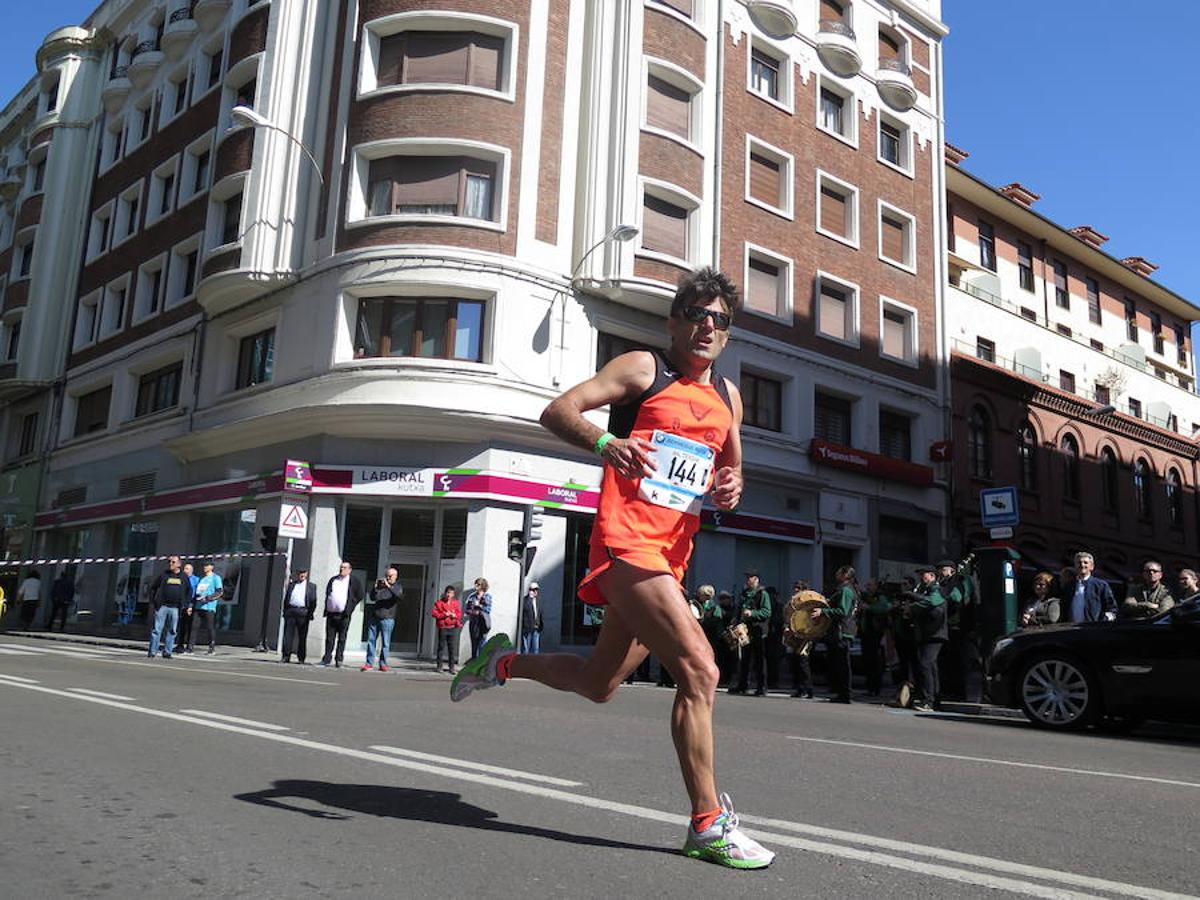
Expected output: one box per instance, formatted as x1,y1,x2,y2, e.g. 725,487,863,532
570,234,614,282
250,120,324,186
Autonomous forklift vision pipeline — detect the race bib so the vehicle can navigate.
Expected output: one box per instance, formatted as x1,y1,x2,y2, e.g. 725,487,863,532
638,430,715,516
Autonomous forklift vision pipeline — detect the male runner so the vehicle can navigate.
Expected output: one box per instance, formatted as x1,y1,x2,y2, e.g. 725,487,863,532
450,267,774,869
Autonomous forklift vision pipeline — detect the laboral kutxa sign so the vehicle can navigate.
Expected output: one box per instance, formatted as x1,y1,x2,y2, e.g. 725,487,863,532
308,466,600,511
312,466,436,497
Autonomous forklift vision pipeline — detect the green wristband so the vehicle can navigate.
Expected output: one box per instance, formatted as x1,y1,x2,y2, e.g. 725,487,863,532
593,432,615,456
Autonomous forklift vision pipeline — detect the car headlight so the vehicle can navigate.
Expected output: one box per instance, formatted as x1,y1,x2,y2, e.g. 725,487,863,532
992,637,1014,655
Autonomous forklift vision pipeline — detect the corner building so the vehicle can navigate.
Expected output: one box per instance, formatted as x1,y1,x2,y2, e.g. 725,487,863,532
3,0,949,659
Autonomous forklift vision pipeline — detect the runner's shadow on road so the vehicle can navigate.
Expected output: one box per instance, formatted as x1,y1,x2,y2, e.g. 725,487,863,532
234,780,677,856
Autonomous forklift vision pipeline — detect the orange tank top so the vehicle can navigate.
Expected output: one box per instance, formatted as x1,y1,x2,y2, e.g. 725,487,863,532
592,350,734,563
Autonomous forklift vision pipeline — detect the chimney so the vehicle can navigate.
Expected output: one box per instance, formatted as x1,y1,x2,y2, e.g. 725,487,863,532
1069,225,1109,249
999,182,1040,208
1120,256,1159,277
944,142,969,165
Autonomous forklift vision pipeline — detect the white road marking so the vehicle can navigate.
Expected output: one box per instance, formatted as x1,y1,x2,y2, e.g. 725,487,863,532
0,647,40,655
0,679,1190,900
0,645,103,660
0,673,39,683
370,745,585,787
180,709,289,731
21,650,337,686
786,735,1200,790
68,688,136,701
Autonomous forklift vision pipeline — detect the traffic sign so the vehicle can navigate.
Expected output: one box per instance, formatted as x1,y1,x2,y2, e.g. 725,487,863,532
278,500,309,539
980,486,1019,528
988,526,1014,540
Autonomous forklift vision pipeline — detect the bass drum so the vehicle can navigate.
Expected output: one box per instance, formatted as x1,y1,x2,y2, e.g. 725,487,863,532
783,590,831,648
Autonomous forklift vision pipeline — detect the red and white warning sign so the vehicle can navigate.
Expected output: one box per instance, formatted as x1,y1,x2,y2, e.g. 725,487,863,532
278,500,309,540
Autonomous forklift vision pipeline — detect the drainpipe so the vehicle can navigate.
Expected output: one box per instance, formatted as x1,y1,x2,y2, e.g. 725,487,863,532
712,0,725,268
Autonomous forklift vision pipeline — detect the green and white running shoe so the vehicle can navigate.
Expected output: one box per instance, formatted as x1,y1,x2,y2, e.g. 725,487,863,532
450,633,515,702
682,793,775,869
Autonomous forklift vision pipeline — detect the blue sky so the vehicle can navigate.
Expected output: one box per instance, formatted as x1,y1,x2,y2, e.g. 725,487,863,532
2,2,1197,308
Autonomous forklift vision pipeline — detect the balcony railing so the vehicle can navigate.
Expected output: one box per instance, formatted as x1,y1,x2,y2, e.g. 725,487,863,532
818,19,856,39
169,7,193,22
133,40,159,57
110,65,129,80
878,58,911,76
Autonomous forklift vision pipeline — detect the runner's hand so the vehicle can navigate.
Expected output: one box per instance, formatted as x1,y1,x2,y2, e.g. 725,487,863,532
711,466,741,509
601,437,655,479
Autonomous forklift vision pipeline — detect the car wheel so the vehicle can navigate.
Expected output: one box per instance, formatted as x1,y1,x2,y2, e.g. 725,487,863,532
1017,654,1099,730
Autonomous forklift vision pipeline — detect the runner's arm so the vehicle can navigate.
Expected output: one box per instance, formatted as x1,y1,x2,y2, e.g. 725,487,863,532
711,378,744,510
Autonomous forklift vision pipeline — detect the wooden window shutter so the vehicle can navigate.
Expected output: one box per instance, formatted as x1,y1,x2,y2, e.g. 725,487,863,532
642,193,688,259
748,152,780,207
819,185,847,236
646,75,691,139
882,309,907,358
819,284,847,340
746,257,780,315
882,215,906,263
468,33,503,89
394,157,463,210
403,32,472,85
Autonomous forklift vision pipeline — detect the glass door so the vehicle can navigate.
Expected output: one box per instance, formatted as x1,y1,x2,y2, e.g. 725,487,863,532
389,560,429,655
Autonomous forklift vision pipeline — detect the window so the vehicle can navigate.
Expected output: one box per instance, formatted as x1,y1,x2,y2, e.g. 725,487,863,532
168,68,191,118
740,371,782,432
1020,307,1037,321
183,140,212,199
977,221,996,271
819,87,846,138
88,207,113,259
376,30,505,91
137,101,154,145
641,189,691,261
1085,277,1101,324
1166,469,1184,530
645,71,694,142
1094,384,1110,406
32,159,46,193
1017,422,1037,491
74,386,112,437
134,258,165,321
166,238,201,306
1052,260,1068,309
1124,299,1138,342
354,296,485,361
1059,370,1075,393
100,281,128,338
1090,338,1105,352
817,77,855,144
235,328,274,389
206,47,224,89
1057,434,1079,502
235,78,257,109
17,238,35,278
596,332,646,370
744,248,790,320
745,139,792,216
116,186,141,243
149,159,179,222
1150,311,1163,354
1174,323,1187,367
946,203,955,253
651,0,694,16
815,274,857,345
366,155,498,222
814,392,852,445
1017,242,1034,292
1128,397,1142,419
975,336,995,362
102,119,125,168
879,203,915,270
74,293,100,348
879,409,911,461
749,47,780,103
1100,447,1119,512
1133,459,1152,522
3,318,18,360
816,172,857,246
17,411,38,457
880,300,916,364
968,406,992,479
45,78,59,113
135,363,182,417
221,192,243,246
1056,324,1072,338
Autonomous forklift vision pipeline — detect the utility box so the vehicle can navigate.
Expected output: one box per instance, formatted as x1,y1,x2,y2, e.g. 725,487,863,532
973,546,1020,648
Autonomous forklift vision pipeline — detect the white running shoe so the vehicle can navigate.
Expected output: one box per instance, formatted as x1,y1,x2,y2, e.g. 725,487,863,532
682,793,775,869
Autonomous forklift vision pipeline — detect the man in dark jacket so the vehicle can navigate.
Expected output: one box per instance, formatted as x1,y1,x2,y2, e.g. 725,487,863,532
281,567,318,664
48,570,76,632
909,564,947,712
520,581,544,654
816,566,858,704
730,571,771,696
147,556,193,659
321,561,363,668
1120,561,1175,619
1063,551,1117,623
363,567,403,671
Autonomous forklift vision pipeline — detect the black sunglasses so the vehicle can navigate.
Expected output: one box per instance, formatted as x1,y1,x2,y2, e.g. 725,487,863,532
679,306,732,331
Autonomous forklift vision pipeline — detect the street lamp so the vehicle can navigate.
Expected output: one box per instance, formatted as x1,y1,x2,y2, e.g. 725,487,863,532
570,224,639,282
229,105,324,185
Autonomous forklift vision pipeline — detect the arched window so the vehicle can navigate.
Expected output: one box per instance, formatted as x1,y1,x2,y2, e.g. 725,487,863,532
1133,459,1153,521
1017,422,1037,490
1166,468,1184,530
968,406,992,479
1100,447,1119,512
1061,434,1080,502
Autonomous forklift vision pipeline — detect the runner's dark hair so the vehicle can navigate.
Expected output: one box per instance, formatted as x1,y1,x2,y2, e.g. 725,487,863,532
670,266,741,318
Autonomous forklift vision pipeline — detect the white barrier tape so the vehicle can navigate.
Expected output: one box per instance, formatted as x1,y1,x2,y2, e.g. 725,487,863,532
0,550,285,569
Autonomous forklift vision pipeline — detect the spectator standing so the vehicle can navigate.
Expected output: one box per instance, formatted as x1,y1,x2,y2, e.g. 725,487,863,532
17,569,42,629
190,562,223,654
784,579,814,700
147,557,192,659
729,570,771,696
465,577,493,659
696,585,724,683
857,579,891,697
816,566,857,704
1121,561,1175,619
936,559,968,700
281,568,317,663
321,561,363,668
765,585,784,689
1063,552,1117,623
1020,572,1061,628
48,570,76,632
520,581,544,654
177,563,198,653
363,567,403,672
1177,569,1199,608
431,585,464,673
908,564,947,712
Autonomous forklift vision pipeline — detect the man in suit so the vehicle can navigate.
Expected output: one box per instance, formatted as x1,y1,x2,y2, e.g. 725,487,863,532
321,561,363,668
520,581,544,654
1063,551,1117,623
281,567,318,663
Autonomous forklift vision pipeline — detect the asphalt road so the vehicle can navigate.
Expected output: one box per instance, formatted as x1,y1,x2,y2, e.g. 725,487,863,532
0,635,1197,899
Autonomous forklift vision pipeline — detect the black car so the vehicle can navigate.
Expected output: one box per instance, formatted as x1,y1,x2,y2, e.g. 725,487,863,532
985,600,1200,731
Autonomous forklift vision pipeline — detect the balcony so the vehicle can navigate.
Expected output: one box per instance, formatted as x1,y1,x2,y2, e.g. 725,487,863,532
162,8,199,61
0,168,23,200
102,67,132,113
194,0,232,33
744,1,798,39
128,41,164,89
876,57,916,111
816,19,861,77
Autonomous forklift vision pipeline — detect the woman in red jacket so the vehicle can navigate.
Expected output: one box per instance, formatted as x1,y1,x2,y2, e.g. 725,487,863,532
431,586,464,674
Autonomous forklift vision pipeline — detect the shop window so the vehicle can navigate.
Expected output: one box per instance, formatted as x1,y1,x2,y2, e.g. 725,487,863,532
354,296,485,362
390,508,435,548
560,513,598,646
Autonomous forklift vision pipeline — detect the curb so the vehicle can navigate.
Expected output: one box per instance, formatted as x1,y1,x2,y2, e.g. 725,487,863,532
938,700,1025,720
